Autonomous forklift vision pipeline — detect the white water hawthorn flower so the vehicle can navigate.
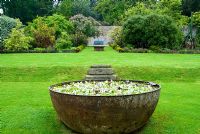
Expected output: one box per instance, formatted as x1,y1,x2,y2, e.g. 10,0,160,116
52,81,157,96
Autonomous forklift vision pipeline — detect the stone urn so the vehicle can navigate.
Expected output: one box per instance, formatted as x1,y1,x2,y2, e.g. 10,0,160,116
49,66,161,134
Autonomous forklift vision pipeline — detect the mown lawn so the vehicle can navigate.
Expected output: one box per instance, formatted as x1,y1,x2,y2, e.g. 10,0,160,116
0,47,200,134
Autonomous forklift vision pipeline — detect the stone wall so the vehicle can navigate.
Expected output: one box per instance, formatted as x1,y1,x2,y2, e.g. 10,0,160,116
88,26,120,46
88,25,198,46
182,26,197,37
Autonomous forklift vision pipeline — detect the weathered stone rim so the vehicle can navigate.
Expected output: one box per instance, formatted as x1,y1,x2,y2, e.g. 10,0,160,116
49,80,161,97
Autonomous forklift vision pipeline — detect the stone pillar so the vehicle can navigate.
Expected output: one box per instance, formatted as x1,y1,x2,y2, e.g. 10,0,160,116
85,65,117,81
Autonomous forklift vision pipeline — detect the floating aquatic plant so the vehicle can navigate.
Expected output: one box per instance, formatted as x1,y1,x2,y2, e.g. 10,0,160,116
52,81,157,96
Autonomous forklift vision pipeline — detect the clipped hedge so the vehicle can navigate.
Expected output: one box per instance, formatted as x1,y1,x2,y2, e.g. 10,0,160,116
110,44,200,54
0,45,85,54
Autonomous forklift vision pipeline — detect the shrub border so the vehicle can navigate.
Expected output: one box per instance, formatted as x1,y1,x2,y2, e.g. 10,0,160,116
110,45,200,54
0,45,85,54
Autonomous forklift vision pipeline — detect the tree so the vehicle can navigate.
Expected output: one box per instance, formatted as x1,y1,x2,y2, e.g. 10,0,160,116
94,0,152,25
70,14,100,46
90,0,97,7
56,0,73,18
45,14,73,38
1,0,55,24
122,0,188,26
182,0,200,16
56,0,98,18
95,0,129,25
122,2,153,22
25,14,73,39
70,14,100,37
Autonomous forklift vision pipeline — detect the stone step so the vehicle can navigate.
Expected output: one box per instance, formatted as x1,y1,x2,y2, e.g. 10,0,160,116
91,65,111,68
88,68,114,75
85,75,117,81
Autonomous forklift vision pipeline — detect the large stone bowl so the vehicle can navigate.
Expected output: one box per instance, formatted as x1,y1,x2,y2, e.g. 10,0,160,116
49,80,161,134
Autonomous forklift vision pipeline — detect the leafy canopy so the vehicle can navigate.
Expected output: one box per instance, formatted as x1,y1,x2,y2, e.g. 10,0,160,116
95,0,155,25
1,0,55,24
56,0,98,19
122,0,188,26
182,0,200,16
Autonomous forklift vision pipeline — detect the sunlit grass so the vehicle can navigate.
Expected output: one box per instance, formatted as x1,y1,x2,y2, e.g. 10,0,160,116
0,47,200,134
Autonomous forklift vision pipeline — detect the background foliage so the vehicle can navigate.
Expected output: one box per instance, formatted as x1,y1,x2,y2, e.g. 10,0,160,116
1,0,55,24
122,1,188,26
1,0,200,51
56,0,99,19
182,0,200,16
70,14,100,46
55,32,73,50
0,16,16,50
4,20,33,51
32,19,56,48
122,14,183,49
